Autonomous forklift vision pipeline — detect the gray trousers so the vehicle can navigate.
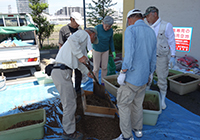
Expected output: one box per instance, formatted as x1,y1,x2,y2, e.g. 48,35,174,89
156,56,169,96
117,82,146,138
51,68,77,134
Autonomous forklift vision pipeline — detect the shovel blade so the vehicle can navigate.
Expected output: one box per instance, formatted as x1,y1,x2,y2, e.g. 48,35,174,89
93,82,106,99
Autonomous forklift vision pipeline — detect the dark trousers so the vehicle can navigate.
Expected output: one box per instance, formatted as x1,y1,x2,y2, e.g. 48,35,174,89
75,69,82,92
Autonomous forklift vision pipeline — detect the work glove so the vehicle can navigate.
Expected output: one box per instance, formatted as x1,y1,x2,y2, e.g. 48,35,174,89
112,52,116,59
117,72,126,86
169,57,176,68
87,50,93,59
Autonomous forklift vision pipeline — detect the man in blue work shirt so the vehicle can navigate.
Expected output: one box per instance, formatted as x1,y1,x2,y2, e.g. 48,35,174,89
113,9,157,140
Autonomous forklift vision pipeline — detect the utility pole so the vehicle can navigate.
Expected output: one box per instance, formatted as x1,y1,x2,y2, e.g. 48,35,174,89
83,0,86,29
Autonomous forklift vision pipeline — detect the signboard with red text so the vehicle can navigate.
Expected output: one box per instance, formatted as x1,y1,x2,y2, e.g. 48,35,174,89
173,27,193,52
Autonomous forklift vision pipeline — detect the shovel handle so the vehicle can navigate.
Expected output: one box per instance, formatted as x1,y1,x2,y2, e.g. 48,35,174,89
83,61,100,85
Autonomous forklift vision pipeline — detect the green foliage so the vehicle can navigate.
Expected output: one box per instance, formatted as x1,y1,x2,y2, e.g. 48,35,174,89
87,0,117,26
29,0,55,48
113,33,122,52
40,43,58,50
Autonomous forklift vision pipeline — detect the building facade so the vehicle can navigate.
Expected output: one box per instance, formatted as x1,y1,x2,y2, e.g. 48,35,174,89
55,7,83,17
16,0,49,14
134,0,200,65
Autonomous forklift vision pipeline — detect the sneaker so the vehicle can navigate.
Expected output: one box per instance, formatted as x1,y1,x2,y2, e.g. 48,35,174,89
112,134,134,140
75,115,81,123
133,129,143,138
62,131,83,140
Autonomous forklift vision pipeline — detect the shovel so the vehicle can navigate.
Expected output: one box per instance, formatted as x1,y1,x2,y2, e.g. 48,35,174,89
83,61,106,99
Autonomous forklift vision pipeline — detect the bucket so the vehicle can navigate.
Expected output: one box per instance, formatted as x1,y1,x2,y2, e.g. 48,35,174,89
0,74,6,91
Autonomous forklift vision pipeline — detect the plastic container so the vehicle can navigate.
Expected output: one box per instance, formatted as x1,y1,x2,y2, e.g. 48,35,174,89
34,71,53,85
152,69,183,86
102,75,162,125
143,90,162,126
168,73,200,95
0,109,46,140
102,74,118,97
0,76,6,91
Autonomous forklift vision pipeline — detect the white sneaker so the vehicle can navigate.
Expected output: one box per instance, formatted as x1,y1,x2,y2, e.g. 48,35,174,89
133,129,143,138
112,134,134,140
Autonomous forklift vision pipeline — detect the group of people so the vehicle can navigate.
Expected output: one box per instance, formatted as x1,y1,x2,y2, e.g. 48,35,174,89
52,11,115,140
50,5,176,140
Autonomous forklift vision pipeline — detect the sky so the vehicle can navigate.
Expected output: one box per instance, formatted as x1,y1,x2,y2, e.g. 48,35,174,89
0,0,123,15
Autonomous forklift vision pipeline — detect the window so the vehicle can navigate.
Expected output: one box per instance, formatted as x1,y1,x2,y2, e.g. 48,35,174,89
5,18,18,26
19,18,27,26
0,19,3,26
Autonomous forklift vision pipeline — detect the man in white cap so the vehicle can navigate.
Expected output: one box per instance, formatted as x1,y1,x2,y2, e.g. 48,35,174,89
113,9,157,140
143,6,176,110
52,27,98,140
58,12,84,95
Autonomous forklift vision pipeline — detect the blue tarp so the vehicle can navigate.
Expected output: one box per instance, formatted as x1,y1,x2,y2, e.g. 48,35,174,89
0,71,200,139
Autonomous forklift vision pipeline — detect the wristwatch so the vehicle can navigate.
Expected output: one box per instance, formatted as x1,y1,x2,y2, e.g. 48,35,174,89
120,70,126,74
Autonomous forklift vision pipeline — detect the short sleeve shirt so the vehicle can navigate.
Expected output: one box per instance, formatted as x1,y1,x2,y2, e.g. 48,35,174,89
58,24,82,45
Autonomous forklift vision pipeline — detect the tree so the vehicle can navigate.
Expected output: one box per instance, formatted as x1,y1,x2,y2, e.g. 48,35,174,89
29,0,54,48
87,0,117,27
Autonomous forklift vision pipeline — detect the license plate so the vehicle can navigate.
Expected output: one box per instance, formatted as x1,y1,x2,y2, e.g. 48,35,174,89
2,61,18,69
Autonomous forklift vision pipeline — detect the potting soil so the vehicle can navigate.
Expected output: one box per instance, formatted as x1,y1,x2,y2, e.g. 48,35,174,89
6,119,43,130
174,75,198,83
86,94,112,107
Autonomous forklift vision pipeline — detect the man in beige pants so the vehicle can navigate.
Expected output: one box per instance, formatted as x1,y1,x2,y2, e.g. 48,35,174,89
51,28,98,140
113,9,157,140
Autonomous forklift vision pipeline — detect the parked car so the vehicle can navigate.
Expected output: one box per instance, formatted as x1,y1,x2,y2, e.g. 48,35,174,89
0,13,41,75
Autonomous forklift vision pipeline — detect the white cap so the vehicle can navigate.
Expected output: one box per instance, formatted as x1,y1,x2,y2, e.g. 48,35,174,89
126,9,142,27
127,9,142,18
71,12,83,25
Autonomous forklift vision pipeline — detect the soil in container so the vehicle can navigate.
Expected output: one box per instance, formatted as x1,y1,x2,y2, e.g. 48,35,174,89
108,79,120,88
86,94,113,108
143,101,159,111
174,75,198,83
6,120,43,130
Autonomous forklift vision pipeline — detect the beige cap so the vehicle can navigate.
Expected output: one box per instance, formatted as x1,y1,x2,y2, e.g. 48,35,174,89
85,27,99,44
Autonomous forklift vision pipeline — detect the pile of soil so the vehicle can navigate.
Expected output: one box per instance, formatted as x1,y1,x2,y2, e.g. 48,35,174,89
86,94,112,108
174,75,197,83
6,120,43,130
76,94,121,139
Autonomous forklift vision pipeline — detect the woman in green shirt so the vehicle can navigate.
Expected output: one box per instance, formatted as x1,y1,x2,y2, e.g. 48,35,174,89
91,16,116,85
